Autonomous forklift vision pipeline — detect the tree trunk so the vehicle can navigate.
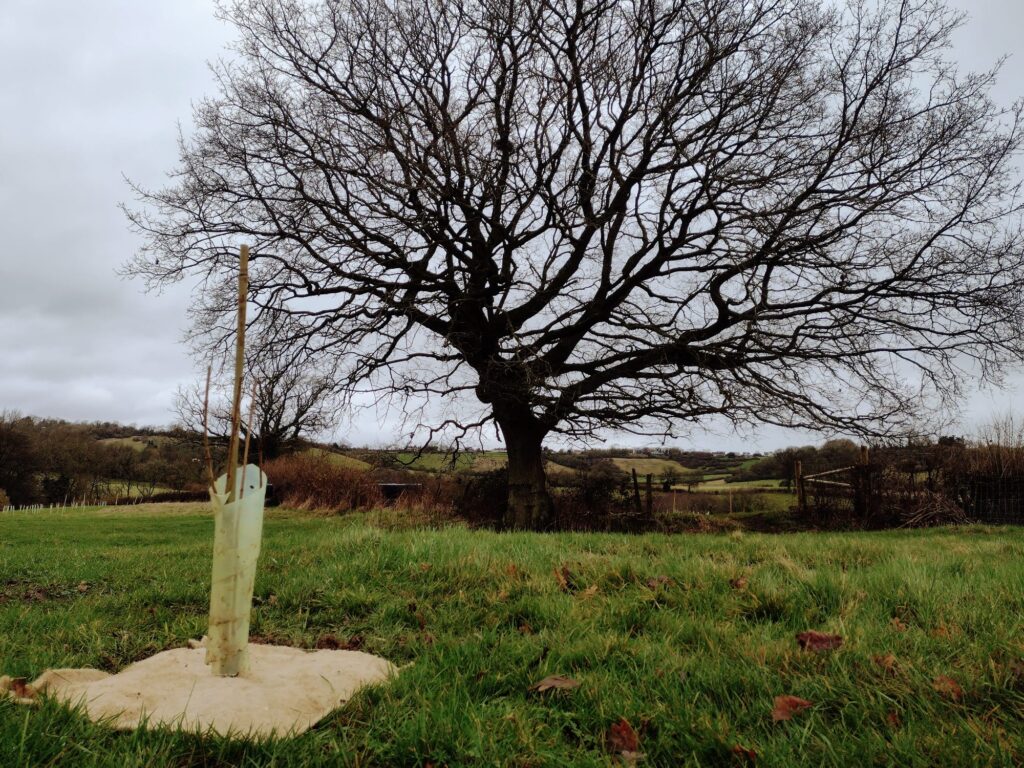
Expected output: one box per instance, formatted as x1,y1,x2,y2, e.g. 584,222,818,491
497,411,555,530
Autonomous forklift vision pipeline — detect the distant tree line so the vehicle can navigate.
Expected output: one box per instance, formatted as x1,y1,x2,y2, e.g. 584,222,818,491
0,412,208,507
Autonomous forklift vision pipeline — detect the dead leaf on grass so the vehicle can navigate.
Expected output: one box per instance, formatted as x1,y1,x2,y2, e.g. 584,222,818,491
890,616,908,632
529,674,580,693
76,581,89,593
580,584,600,599
933,674,963,701
647,575,671,589
885,710,901,728
315,633,365,651
606,717,640,753
795,630,843,652
731,744,757,763
872,653,898,674
771,695,813,722
729,576,749,590
1,677,36,704
554,565,575,592
419,562,432,572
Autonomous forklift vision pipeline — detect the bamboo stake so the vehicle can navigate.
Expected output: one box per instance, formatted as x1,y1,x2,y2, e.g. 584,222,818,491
225,245,249,502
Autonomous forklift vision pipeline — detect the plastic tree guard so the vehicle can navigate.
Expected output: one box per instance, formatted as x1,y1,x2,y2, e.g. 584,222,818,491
206,464,266,676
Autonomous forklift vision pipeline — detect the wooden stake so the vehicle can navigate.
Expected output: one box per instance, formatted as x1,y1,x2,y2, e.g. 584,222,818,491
225,245,249,502
631,468,643,517
794,459,804,513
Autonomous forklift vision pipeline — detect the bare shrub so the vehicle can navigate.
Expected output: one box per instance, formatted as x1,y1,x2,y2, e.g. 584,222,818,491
264,453,382,511
968,415,1024,478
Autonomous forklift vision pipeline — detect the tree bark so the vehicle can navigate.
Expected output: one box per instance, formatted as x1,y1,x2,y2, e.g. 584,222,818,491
496,410,555,530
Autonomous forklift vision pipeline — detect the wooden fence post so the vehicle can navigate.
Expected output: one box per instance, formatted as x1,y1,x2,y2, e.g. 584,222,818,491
631,468,643,517
794,460,804,515
645,473,653,517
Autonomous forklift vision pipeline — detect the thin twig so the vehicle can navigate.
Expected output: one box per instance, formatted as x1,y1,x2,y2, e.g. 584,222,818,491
202,363,216,490
240,379,256,498
225,244,249,502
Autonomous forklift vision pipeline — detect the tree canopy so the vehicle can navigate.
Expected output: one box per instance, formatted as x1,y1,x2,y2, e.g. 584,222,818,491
127,0,1024,528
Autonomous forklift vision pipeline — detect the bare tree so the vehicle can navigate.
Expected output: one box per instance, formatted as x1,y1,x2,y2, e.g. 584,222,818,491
127,0,1024,529
177,320,346,460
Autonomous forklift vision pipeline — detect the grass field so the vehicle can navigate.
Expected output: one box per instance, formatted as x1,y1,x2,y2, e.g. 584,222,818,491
306,447,373,471
610,457,691,476
696,479,787,491
394,451,511,473
2,506,1023,766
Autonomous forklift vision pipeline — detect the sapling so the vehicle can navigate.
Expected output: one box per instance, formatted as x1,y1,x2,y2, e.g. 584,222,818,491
204,244,266,676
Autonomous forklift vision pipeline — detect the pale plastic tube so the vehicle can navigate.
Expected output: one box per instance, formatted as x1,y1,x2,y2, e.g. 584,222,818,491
206,464,267,677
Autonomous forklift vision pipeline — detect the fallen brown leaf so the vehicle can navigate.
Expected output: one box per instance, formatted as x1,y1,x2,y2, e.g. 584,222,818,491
10,678,32,699
872,653,898,674
647,575,671,589
606,717,640,753
729,576,749,590
505,563,519,577
316,633,364,651
554,565,574,592
933,674,963,701
267,594,278,606
315,633,342,650
76,581,89,593
529,674,580,693
419,562,432,572
795,630,843,652
890,616,908,632
886,710,901,728
580,584,600,599
771,695,813,722
518,621,534,636
731,744,757,763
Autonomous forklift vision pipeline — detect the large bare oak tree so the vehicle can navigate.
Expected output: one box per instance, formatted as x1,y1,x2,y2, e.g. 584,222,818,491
127,0,1024,529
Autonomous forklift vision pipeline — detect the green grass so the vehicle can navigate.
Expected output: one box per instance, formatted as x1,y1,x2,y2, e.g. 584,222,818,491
696,478,787,490
395,451,481,472
392,450,548,475
2,506,1024,766
97,436,174,452
611,457,691,476
306,447,373,470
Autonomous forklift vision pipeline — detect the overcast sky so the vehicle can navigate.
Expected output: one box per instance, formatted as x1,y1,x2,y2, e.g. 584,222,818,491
2,1,1023,451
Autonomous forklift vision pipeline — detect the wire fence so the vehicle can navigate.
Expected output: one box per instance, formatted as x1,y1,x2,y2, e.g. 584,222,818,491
798,447,1024,527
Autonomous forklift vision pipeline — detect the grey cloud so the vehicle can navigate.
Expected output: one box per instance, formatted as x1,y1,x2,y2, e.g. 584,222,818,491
1,0,1022,449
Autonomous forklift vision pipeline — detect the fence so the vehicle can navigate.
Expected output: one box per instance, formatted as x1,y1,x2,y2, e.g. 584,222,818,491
797,447,1024,527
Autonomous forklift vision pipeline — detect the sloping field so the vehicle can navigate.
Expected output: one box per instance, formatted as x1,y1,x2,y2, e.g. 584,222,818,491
611,457,691,475
306,447,373,470
1,506,1022,766
97,435,173,452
